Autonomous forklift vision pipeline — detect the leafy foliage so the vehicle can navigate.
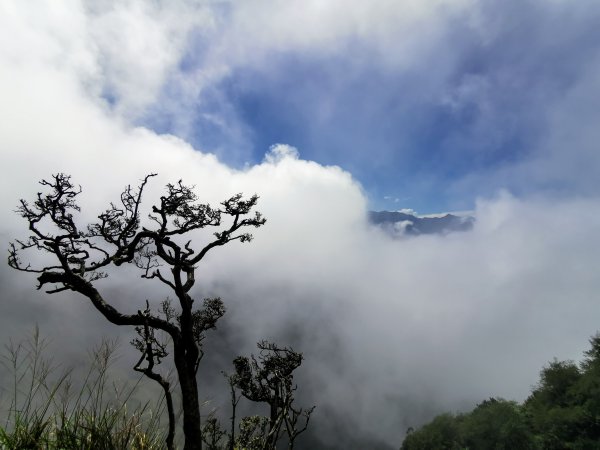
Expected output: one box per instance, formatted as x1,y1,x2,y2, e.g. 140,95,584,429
402,333,600,449
230,341,314,449
401,413,463,450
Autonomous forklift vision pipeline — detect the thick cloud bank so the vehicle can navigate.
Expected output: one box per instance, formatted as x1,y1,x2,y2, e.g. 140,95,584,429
2,2,600,448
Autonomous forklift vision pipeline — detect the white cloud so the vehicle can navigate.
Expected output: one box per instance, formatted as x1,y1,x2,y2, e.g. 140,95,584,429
84,0,213,117
210,0,474,69
0,1,212,119
398,208,417,215
263,143,300,164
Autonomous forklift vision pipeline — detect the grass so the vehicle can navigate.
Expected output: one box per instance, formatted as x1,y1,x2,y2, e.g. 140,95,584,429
0,327,167,449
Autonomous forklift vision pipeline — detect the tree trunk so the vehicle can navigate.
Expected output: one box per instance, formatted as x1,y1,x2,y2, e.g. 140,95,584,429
164,381,176,450
174,344,203,450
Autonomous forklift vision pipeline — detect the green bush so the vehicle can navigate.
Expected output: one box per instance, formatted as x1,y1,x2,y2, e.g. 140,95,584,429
402,332,600,450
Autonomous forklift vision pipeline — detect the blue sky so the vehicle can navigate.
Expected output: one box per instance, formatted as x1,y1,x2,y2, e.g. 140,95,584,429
135,0,600,213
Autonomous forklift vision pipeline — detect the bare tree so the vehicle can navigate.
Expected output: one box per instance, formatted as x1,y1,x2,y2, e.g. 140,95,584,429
8,173,265,450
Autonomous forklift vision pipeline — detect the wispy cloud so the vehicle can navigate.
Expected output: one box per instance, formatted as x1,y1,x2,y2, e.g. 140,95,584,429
125,0,600,211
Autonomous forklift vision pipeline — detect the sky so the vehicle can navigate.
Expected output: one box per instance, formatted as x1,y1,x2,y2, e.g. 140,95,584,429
2,1,600,448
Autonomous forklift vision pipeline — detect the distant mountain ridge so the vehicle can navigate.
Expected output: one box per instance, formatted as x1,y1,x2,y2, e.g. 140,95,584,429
368,210,475,237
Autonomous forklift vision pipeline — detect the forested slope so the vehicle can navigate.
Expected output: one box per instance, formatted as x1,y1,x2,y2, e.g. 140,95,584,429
402,334,600,449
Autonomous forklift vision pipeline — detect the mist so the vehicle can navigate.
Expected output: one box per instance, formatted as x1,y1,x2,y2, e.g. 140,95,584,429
2,1,600,448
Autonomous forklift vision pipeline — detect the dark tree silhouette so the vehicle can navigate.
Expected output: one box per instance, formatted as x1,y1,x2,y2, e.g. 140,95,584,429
231,341,315,449
8,173,265,450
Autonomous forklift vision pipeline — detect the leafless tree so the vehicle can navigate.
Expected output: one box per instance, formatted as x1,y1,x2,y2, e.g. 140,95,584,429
8,173,265,450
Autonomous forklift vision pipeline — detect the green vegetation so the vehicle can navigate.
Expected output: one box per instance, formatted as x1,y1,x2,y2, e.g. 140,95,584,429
401,333,600,449
0,328,165,449
0,329,312,449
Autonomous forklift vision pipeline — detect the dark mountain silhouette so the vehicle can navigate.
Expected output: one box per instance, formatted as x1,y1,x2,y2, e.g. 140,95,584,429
369,211,474,237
